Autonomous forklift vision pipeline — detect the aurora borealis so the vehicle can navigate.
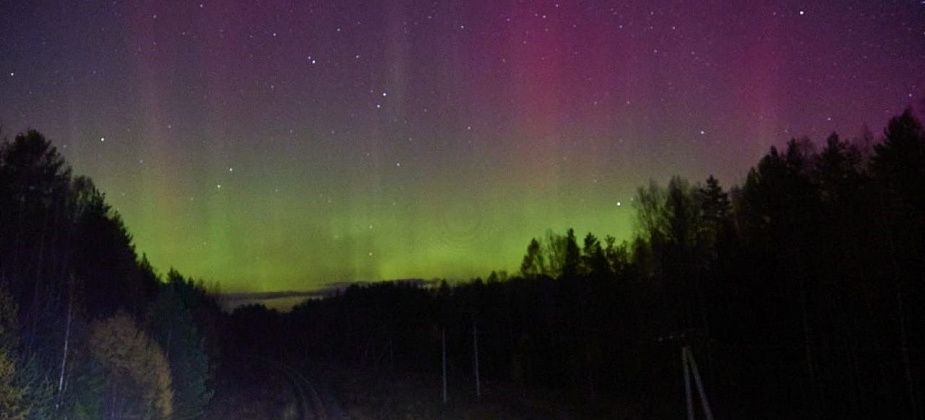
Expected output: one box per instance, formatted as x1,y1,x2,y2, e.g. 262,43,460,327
1,0,922,292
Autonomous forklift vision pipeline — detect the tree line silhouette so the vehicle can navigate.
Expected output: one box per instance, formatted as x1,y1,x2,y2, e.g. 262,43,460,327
0,130,220,418
0,109,923,418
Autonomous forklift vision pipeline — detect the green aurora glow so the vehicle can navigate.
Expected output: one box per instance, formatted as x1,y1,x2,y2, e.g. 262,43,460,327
3,0,921,292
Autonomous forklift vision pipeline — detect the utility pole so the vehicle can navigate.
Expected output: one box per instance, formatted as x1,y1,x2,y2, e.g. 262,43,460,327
683,347,694,420
473,323,480,400
442,327,448,404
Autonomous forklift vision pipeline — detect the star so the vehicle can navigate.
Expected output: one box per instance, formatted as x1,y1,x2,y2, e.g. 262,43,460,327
1,0,921,295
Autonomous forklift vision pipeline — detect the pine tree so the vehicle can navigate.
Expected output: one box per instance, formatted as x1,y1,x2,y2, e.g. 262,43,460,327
562,228,581,279
147,272,213,419
520,238,545,278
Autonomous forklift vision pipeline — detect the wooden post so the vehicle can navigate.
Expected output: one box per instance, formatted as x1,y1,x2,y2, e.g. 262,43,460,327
473,323,480,400
442,327,448,404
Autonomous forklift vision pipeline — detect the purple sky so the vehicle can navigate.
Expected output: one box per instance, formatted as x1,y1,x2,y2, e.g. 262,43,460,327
1,0,923,290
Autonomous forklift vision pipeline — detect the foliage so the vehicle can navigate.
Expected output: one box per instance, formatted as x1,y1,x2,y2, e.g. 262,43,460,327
0,285,27,419
89,313,173,419
0,351,28,419
0,130,176,418
2,110,925,418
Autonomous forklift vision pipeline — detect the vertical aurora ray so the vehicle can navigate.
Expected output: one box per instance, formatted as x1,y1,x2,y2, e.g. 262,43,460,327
0,0,922,291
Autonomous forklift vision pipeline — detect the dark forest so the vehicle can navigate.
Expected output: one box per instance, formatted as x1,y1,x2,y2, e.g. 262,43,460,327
1,109,923,418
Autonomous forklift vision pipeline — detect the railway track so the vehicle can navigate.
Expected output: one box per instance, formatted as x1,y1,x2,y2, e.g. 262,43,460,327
257,356,343,420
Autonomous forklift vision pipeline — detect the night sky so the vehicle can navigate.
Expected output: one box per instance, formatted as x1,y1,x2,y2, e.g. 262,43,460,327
1,0,923,292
